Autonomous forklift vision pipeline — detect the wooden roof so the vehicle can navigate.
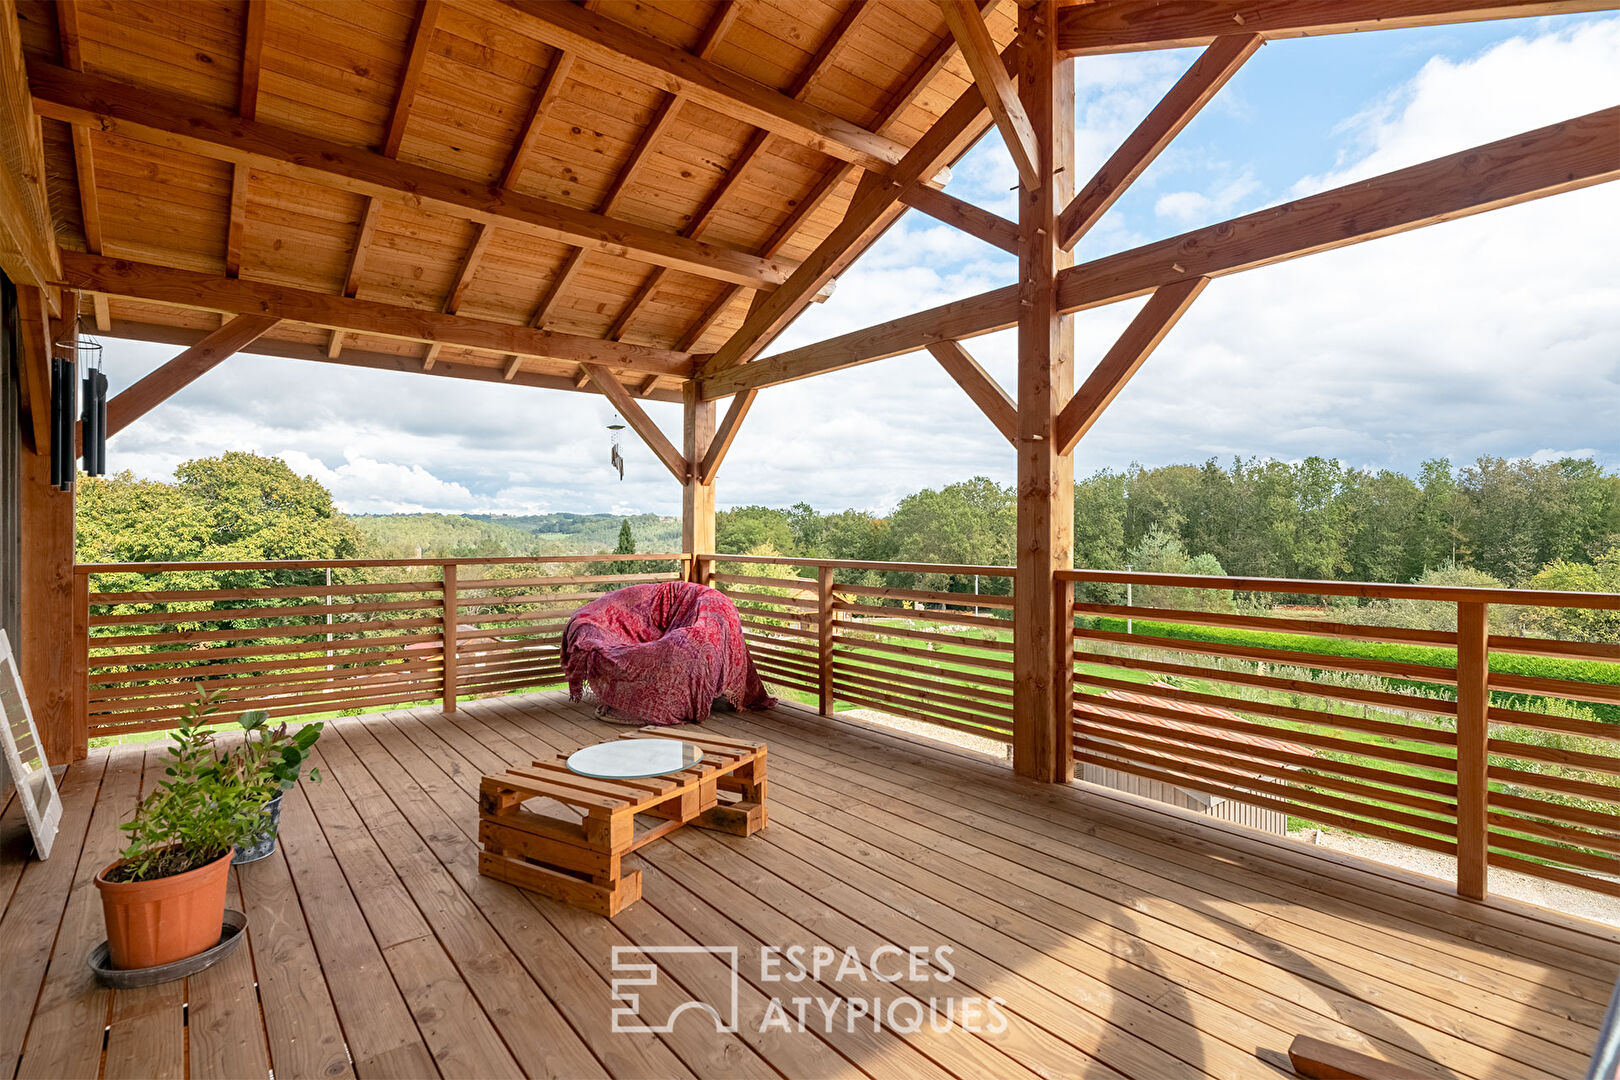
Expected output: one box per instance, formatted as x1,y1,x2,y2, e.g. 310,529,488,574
16,0,1016,401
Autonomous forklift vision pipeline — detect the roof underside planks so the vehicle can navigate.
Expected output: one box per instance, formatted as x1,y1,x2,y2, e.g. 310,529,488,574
13,0,1014,401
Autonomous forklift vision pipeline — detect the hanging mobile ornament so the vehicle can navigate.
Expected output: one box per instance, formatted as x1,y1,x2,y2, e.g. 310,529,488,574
607,413,626,481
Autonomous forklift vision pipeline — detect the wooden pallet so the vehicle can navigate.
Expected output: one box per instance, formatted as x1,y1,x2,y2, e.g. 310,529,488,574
478,727,768,915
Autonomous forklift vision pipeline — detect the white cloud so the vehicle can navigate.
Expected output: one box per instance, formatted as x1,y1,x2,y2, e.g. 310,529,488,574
1153,172,1262,224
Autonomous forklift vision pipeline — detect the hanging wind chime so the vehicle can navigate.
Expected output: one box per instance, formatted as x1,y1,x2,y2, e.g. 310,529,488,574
79,332,108,479
48,323,107,490
607,413,626,481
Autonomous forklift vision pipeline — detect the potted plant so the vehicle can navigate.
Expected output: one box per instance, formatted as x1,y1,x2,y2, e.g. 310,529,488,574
94,690,265,969
221,709,323,864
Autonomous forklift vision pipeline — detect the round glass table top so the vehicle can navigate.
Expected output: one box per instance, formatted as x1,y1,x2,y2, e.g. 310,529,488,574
566,738,703,780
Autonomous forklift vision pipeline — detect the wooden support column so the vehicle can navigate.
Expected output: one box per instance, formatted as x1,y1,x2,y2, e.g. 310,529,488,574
681,380,715,578
19,289,82,761
817,565,836,716
1455,601,1490,900
1012,2,1075,784
441,562,458,713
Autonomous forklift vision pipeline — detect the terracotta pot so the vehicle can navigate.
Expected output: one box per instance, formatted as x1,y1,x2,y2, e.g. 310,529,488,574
95,848,233,969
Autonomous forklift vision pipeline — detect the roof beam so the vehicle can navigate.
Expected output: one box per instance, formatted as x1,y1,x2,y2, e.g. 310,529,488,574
96,318,683,402
1054,278,1207,455
497,0,912,173
705,106,1619,397
0,0,57,307
56,2,103,259
225,0,267,279
92,314,279,446
583,366,685,480
1058,33,1261,250
927,340,1017,442
1056,1,1617,56
901,186,1020,254
698,52,1003,377
29,61,796,291
14,286,53,453
62,252,697,378
938,1,1041,190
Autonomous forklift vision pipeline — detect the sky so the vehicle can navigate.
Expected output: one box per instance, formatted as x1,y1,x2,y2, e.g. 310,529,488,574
94,12,1620,518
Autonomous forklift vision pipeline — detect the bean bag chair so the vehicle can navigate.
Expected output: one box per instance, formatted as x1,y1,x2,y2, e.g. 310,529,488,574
562,581,775,727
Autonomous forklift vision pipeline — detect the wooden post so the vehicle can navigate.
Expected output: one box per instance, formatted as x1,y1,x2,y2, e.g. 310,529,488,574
1011,1,1076,784
442,562,459,712
682,380,715,581
70,570,89,760
1455,600,1490,900
817,565,836,715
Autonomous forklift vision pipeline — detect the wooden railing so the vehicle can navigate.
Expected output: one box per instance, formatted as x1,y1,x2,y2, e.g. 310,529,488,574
699,554,1017,744
77,553,685,737
1058,568,1620,901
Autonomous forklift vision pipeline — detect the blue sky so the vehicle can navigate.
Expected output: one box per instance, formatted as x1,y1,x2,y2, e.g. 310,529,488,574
98,12,1619,516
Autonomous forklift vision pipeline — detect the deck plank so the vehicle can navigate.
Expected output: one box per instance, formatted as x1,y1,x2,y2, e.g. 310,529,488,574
2,691,1611,1080
275,780,443,1079
0,752,109,1079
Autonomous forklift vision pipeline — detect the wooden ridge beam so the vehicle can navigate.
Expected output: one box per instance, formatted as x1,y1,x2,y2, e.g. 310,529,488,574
28,60,796,290
939,1,1041,190
1054,277,1207,455
62,252,696,378
497,0,911,173
709,106,1620,396
927,340,1017,442
1058,33,1261,250
92,314,278,447
901,186,1020,254
96,319,684,402
698,388,756,484
698,46,1006,378
1056,1,1617,56
583,367,685,481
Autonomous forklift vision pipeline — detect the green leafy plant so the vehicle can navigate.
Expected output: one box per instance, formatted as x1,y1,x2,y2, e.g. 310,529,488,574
218,709,323,804
108,689,265,883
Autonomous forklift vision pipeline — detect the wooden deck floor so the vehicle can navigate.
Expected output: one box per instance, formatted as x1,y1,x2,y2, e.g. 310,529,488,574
2,692,1616,1080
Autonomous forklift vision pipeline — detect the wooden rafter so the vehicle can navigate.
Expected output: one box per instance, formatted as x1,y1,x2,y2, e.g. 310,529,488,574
62,252,697,378
331,0,442,358
939,1,1041,190
1054,277,1207,455
617,2,874,345
498,0,913,173
96,318,683,402
55,1,103,327
525,1,737,372
15,285,53,453
708,105,1620,397
926,340,1016,443
225,0,266,280
501,51,573,191
88,314,279,447
1057,33,1262,250
29,62,796,292
698,389,757,484
698,45,1005,378
582,366,685,480
1056,1,1618,56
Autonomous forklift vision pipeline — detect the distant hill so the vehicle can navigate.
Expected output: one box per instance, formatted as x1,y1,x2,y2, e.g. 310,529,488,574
470,512,680,553
351,511,679,558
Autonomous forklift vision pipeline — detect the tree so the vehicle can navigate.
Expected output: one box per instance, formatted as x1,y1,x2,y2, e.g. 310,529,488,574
615,519,636,556
1125,528,1233,612
888,477,1014,594
717,506,795,555
1521,544,1620,642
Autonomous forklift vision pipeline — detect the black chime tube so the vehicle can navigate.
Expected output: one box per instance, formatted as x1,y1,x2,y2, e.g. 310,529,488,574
94,369,108,476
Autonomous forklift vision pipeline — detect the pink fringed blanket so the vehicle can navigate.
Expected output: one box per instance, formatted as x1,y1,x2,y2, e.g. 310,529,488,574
562,581,775,727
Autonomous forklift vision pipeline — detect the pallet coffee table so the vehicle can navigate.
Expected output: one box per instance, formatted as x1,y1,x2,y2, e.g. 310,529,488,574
477,728,767,915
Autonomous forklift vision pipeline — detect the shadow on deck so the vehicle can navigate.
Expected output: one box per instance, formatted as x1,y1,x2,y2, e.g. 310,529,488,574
3,691,1615,1080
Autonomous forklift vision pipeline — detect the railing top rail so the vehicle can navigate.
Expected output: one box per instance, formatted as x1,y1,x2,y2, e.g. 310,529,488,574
75,553,688,574
1059,568,1620,610
706,553,1017,577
